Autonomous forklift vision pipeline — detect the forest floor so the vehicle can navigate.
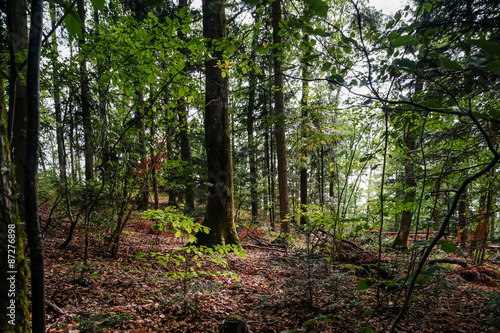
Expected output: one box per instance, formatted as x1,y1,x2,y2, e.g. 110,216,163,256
40,208,500,333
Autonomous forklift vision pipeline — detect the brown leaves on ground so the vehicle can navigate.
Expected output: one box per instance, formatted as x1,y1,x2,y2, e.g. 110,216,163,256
42,218,500,333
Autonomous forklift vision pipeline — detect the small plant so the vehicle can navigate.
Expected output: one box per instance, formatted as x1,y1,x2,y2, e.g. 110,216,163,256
74,312,135,332
142,208,244,314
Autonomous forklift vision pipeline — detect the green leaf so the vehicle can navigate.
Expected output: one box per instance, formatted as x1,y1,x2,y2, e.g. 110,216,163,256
321,62,332,72
355,278,376,291
147,74,155,84
391,35,415,47
439,55,463,70
441,240,458,253
304,0,328,18
90,0,105,11
360,328,375,333
466,39,500,57
64,7,83,39
241,0,262,6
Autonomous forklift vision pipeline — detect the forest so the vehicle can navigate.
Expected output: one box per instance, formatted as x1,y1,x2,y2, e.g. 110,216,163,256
1,0,500,332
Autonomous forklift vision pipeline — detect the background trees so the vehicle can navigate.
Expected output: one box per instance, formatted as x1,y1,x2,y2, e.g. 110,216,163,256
1,0,499,330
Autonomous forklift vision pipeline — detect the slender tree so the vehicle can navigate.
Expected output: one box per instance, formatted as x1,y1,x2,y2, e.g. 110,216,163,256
272,0,290,233
25,0,45,330
78,0,94,182
178,0,195,214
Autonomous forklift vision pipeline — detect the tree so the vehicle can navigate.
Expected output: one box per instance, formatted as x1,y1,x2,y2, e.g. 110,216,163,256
25,0,45,331
178,0,195,214
0,62,30,333
272,0,290,234
78,0,94,182
195,0,240,247
6,0,28,206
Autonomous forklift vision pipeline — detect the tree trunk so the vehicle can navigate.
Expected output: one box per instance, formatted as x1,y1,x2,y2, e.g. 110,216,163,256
300,36,309,225
272,0,290,234
25,1,46,331
247,14,260,223
177,0,195,214
136,92,149,210
458,187,468,247
6,0,28,213
196,0,240,247
50,4,67,186
0,60,31,333
392,119,417,250
78,0,93,182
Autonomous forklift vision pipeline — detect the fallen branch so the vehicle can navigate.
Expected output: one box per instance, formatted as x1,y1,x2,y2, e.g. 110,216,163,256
427,259,468,267
242,243,286,252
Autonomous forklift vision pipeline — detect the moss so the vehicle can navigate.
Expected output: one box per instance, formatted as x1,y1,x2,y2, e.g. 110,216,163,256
222,315,248,333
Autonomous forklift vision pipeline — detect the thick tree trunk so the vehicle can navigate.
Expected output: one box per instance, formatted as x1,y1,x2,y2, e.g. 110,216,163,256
0,62,31,333
78,0,93,182
6,0,28,212
25,1,46,331
272,0,290,234
196,0,239,247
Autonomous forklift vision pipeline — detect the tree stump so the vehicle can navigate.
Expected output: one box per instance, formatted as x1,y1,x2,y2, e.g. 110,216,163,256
221,315,248,333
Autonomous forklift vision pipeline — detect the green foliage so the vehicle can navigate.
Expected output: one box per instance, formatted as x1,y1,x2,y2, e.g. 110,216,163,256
75,312,135,332
141,208,243,312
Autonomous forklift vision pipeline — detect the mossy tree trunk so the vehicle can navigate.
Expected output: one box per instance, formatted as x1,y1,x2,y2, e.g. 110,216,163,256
196,0,240,247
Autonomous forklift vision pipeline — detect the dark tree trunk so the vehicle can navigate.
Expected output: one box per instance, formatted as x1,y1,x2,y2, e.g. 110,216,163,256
25,0,46,331
78,0,93,182
6,0,28,213
177,0,194,214
196,0,240,247
0,61,31,333
392,120,416,250
272,0,290,234
136,92,149,210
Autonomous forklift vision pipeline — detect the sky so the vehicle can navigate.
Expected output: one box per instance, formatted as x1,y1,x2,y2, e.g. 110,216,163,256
368,0,409,14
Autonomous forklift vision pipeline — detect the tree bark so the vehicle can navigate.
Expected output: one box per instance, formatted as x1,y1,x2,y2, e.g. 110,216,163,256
272,0,290,234
196,0,240,247
25,0,46,331
6,0,28,212
0,59,31,333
